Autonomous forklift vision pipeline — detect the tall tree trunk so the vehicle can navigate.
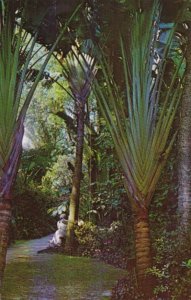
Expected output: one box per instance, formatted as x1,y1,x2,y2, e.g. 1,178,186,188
0,198,12,287
0,121,24,286
65,101,85,252
178,29,191,232
89,155,97,196
88,133,98,197
134,206,152,297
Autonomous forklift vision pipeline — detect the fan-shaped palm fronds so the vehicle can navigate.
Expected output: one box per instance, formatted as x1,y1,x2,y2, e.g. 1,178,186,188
62,46,97,101
60,46,97,250
94,0,182,289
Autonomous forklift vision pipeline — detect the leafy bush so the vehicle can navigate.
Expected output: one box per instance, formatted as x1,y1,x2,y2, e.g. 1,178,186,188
111,275,144,300
12,186,57,240
75,222,100,256
42,154,74,196
148,230,191,299
75,220,134,270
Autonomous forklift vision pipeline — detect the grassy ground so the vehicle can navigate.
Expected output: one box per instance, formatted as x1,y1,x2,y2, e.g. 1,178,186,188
1,236,127,300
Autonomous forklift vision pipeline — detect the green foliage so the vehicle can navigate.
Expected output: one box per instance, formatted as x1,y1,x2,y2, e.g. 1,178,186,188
148,153,191,299
112,212,191,299
97,221,133,269
19,148,52,184
25,59,71,150
182,259,191,269
15,144,73,238
47,202,69,217
75,222,100,256
75,220,133,270
42,154,74,195
111,275,144,300
147,230,191,299
78,124,132,226
86,178,127,225
12,185,56,240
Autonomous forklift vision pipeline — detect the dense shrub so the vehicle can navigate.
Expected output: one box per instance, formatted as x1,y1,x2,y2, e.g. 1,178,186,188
111,275,144,300
148,230,191,299
75,220,134,269
12,187,57,240
75,222,100,256
96,221,133,269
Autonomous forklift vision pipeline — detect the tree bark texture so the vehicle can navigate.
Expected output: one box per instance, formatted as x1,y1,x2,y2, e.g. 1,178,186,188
178,30,191,232
65,101,85,251
0,199,12,288
134,207,152,296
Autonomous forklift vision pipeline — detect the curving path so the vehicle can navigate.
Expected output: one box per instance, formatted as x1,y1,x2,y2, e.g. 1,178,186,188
1,235,127,300
6,234,54,262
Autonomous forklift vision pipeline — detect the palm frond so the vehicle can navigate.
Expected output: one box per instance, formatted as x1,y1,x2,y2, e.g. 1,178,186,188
94,0,183,208
53,44,96,102
62,45,97,101
0,4,82,196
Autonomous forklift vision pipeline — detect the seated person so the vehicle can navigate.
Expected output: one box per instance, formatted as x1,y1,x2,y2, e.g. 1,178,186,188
49,214,68,247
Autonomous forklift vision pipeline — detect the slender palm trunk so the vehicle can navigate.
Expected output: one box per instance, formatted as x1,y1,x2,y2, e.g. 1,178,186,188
88,134,98,197
0,198,12,287
178,30,191,232
134,207,152,296
65,100,85,251
89,155,97,196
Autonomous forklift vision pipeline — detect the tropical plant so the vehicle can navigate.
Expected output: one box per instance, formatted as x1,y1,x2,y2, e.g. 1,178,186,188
0,1,81,285
94,0,182,294
55,46,97,251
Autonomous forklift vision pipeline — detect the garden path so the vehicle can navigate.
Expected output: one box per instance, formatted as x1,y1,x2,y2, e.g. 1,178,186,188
1,234,127,299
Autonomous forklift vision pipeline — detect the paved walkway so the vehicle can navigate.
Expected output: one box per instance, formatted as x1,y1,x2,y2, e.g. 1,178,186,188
1,235,127,300
6,234,53,262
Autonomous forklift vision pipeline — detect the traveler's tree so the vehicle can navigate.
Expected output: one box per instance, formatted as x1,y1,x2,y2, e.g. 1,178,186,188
94,1,182,293
59,47,97,251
